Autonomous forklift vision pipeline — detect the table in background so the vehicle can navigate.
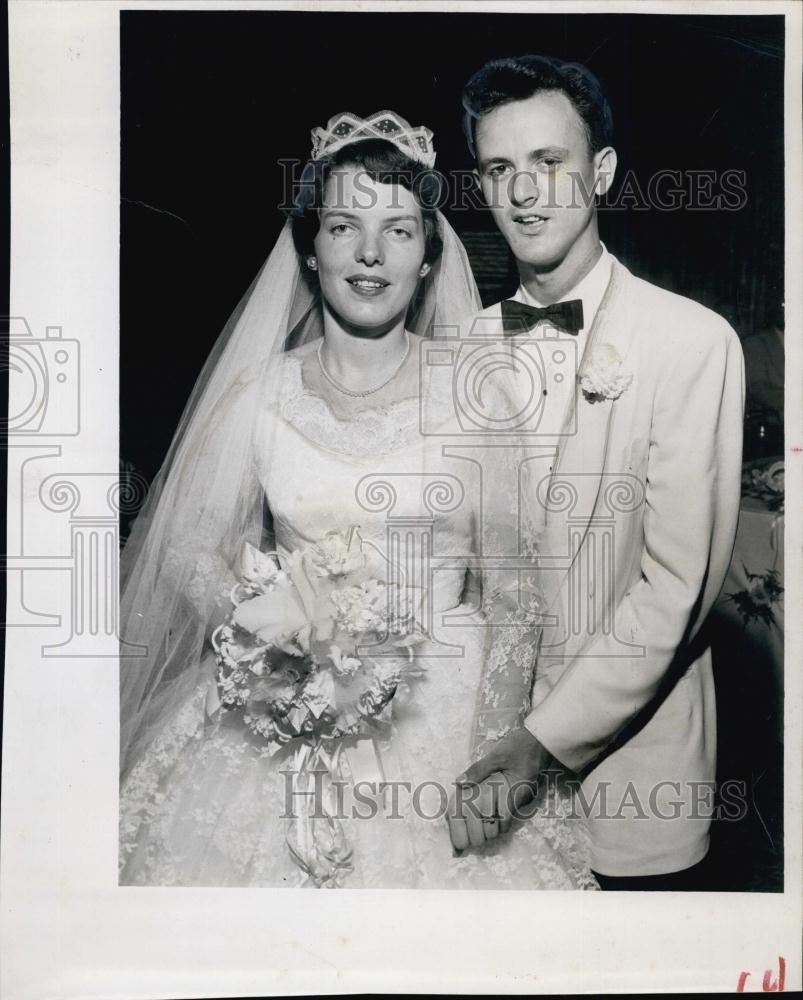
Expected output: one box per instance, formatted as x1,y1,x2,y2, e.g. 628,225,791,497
707,471,784,891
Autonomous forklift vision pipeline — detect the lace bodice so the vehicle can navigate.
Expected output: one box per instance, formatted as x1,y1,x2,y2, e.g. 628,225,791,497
121,353,595,890
256,353,475,615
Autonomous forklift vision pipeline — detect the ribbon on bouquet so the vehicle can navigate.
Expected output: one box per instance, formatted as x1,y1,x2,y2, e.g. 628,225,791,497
284,737,389,886
285,741,354,887
343,737,386,787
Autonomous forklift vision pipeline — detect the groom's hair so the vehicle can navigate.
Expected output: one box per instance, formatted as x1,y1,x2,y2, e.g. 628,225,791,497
462,55,613,158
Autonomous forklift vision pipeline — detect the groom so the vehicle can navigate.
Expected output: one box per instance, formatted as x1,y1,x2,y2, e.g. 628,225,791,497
447,55,744,889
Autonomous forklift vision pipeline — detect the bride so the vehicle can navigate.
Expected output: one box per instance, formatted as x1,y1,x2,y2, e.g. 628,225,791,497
119,111,597,889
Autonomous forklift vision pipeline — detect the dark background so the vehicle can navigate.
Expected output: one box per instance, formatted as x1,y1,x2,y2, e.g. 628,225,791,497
121,9,784,491
120,10,785,892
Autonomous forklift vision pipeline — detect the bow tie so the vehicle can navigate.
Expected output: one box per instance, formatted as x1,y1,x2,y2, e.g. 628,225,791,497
501,298,584,335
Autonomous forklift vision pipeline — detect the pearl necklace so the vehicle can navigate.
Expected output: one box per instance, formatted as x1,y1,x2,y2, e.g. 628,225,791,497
316,331,411,398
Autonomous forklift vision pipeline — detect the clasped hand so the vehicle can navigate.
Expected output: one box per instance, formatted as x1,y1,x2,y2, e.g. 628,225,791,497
447,727,550,851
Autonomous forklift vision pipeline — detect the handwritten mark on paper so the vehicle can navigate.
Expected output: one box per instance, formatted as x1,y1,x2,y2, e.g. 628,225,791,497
737,956,786,992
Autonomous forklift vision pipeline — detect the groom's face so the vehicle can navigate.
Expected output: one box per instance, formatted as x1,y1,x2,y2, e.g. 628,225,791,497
474,91,610,270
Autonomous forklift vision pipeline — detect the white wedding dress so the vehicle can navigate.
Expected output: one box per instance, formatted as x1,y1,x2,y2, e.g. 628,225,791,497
119,349,597,889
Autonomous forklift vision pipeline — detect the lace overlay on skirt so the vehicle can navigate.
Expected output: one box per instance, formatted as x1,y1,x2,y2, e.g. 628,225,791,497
120,621,596,889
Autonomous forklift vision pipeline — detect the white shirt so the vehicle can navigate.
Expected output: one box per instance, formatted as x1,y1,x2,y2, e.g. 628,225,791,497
511,244,612,441
514,242,612,349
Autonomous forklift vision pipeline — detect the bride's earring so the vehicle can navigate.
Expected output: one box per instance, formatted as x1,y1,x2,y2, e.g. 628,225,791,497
419,263,431,277
306,256,318,271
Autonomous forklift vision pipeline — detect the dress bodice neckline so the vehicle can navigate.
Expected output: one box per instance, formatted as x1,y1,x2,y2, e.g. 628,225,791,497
275,352,449,461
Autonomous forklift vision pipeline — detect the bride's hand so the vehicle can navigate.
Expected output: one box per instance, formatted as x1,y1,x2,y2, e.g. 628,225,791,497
447,727,551,850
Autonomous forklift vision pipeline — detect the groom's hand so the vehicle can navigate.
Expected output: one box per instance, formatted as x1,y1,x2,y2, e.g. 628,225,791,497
447,727,551,851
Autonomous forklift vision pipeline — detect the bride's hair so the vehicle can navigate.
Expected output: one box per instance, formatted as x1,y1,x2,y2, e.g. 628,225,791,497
290,138,444,265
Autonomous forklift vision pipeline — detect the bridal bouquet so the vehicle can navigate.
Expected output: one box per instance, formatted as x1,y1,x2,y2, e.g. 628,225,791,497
211,528,424,885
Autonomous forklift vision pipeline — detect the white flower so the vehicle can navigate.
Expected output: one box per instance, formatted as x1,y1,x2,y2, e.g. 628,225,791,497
237,542,288,593
250,672,298,714
231,584,308,648
330,580,388,635
328,644,363,678
579,343,633,401
309,527,366,578
764,460,785,494
302,669,336,719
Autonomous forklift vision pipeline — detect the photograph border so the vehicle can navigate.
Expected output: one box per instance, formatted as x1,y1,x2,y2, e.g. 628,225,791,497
3,1,802,996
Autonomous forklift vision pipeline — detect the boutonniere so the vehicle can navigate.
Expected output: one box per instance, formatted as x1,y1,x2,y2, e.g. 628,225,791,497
579,344,633,402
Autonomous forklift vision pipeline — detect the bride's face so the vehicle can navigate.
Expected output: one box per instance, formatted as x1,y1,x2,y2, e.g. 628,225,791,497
314,167,428,334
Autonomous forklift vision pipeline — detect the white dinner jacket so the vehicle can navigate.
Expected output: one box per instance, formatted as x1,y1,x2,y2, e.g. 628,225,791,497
477,256,745,876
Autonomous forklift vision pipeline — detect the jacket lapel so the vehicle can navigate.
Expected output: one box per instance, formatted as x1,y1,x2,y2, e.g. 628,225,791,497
540,257,640,609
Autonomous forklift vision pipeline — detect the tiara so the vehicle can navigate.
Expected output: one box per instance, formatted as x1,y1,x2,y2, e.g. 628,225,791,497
310,111,436,169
